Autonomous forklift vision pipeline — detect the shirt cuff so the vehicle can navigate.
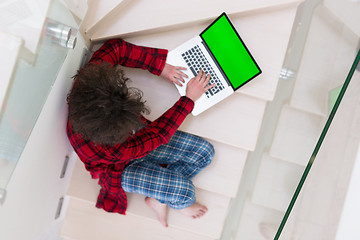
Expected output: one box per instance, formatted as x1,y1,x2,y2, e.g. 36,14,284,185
179,96,195,113
149,49,168,76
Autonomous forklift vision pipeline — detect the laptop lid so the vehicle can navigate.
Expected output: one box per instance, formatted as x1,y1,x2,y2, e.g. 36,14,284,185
200,12,262,91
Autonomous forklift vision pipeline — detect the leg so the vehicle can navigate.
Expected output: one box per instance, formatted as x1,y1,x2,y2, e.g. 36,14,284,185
121,160,207,226
145,131,215,179
122,160,196,209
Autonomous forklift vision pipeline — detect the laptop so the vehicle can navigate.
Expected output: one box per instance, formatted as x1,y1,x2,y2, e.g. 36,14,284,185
166,12,262,116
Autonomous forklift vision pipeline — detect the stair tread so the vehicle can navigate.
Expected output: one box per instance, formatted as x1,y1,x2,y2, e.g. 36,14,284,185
67,160,231,238
0,32,22,115
62,198,215,240
193,139,248,197
123,67,266,151
235,197,285,240
84,6,302,152
127,188,231,238
68,136,247,200
324,0,360,37
290,6,359,116
251,153,304,212
91,0,302,42
179,94,266,151
269,105,324,165
92,5,298,103
81,0,128,33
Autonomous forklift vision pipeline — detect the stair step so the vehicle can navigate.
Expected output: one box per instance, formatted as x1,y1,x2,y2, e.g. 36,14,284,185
123,67,266,151
324,0,360,37
90,0,302,42
84,6,302,153
81,0,129,34
179,95,266,151
251,153,304,212
235,197,286,240
92,5,298,103
66,160,231,239
0,32,22,115
61,198,214,240
290,5,359,117
193,139,247,197
289,6,338,116
269,105,324,165
86,6,302,151
68,136,247,200
127,188,230,238
67,159,99,202
229,5,298,101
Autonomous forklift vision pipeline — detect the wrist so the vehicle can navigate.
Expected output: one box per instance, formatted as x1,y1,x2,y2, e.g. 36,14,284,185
181,96,195,111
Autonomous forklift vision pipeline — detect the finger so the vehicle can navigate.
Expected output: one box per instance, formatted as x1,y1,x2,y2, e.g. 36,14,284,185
200,73,210,84
201,71,209,81
200,70,205,79
173,77,183,86
188,77,196,85
177,70,188,79
174,73,185,83
176,66,187,71
199,70,205,80
176,80,183,87
195,70,203,81
205,83,216,91
204,73,211,83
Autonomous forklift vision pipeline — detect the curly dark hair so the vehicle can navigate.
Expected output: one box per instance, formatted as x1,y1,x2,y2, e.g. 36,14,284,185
67,61,150,146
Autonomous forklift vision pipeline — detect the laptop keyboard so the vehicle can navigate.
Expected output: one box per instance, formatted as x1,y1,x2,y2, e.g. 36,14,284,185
181,45,225,98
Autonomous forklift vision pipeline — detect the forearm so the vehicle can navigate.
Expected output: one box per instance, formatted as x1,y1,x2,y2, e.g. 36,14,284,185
112,96,194,160
89,39,168,75
144,96,194,143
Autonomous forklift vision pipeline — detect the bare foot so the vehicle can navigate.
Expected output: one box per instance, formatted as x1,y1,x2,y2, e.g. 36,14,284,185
145,197,168,227
179,202,208,219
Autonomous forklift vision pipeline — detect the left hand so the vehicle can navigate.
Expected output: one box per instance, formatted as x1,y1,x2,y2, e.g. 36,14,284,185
160,63,188,86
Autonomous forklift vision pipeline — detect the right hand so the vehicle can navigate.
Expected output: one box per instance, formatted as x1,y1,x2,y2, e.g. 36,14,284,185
185,70,215,102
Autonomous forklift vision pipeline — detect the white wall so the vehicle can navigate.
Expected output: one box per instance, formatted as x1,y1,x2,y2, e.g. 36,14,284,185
0,34,87,240
336,143,360,240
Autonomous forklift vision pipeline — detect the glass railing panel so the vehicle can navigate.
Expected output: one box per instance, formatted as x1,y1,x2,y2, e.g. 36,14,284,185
0,0,78,203
275,4,360,240
223,0,360,239
277,47,360,240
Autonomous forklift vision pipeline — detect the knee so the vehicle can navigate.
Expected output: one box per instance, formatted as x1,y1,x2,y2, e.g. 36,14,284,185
199,139,215,167
170,180,196,209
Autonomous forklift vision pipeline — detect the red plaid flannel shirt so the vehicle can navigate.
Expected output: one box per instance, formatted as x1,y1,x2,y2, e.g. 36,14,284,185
67,39,194,214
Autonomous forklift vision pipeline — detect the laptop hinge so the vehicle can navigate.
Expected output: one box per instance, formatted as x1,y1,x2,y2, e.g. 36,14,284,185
201,41,231,88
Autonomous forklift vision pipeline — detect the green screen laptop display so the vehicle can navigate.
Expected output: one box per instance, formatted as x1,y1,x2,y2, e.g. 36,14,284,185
201,13,261,90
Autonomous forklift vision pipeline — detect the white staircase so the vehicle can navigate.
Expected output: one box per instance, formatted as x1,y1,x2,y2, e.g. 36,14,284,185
60,1,302,239
234,3,360,239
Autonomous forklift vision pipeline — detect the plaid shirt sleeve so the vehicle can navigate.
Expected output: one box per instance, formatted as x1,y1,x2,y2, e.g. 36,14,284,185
108,96,194,161
89,39,168,76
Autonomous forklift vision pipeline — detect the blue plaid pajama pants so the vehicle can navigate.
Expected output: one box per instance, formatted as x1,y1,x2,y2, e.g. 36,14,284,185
121,131,214,209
